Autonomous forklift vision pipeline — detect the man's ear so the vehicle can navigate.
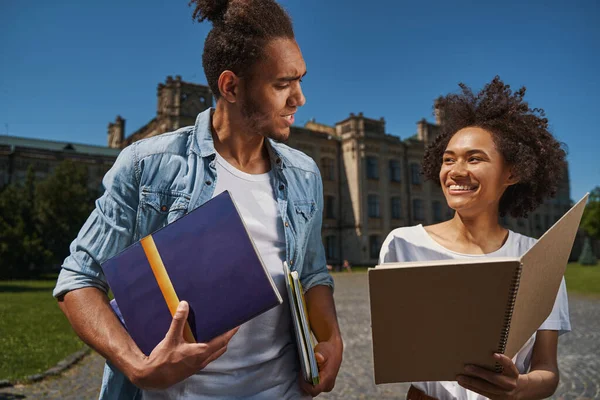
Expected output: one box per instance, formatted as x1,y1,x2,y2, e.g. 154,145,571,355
217,70,239,103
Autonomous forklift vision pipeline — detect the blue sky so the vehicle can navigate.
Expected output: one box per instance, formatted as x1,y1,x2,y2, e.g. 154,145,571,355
1,0,598,201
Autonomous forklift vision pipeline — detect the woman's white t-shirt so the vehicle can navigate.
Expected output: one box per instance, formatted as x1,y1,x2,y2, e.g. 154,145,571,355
378,225,571,400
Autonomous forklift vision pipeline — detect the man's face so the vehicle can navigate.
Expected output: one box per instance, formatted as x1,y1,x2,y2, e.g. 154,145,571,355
237,38,307,141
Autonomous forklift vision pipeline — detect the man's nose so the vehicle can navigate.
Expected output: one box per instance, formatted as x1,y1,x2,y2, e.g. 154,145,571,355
288,83,306,107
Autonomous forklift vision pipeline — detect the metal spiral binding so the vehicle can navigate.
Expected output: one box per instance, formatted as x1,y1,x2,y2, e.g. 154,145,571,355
495,262,523,373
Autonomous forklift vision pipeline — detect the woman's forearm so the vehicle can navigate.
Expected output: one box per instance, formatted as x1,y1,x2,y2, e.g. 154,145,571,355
516,369,559,400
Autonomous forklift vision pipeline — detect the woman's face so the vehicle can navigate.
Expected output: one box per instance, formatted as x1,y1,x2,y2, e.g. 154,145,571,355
439,127,516,217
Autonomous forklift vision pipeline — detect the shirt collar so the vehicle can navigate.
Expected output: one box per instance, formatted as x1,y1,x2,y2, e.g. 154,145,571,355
191,108,286,170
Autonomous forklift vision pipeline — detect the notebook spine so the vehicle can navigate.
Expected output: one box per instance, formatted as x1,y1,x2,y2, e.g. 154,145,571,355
495,262,523,373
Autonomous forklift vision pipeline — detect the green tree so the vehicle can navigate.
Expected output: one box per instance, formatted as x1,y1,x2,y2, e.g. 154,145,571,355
35,160,96,267
579,187,600,266
581,187,600,239
0,166,51,279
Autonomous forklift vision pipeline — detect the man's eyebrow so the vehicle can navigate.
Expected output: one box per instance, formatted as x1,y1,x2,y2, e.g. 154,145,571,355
276,71,307,82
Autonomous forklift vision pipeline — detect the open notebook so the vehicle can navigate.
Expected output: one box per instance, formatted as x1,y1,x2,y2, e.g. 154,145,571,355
369,194,588,384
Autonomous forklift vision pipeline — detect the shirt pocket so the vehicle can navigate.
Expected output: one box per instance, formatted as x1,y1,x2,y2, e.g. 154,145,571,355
294,200,317,222
292,200,317,244
138,189,191,235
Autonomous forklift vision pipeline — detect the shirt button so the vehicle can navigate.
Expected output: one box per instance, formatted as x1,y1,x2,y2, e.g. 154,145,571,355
205,180,212,185
285,221,289,227
290,260,294,266
279,184,285,190
161,205,167,212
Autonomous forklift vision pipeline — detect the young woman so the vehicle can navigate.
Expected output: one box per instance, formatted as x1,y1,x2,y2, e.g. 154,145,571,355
380,77,570,400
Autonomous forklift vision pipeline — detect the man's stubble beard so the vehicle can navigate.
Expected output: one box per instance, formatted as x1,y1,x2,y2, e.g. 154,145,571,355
239,93,289,143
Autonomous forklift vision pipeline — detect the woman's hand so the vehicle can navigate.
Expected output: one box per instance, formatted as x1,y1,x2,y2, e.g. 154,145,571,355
457,353,521,400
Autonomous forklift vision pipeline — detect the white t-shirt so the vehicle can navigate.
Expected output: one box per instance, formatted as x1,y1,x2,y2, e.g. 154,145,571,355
379,225,571,400
143,153,308,399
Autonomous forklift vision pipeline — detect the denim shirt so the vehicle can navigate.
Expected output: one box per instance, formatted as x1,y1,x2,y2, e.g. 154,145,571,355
53,108,333,399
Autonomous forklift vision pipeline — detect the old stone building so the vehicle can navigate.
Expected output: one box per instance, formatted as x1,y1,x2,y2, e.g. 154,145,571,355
0,135,120,192
105,76,574,266
108,75,213,149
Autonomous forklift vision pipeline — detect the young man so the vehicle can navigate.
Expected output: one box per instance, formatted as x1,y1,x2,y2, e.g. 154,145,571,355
53,0,343,398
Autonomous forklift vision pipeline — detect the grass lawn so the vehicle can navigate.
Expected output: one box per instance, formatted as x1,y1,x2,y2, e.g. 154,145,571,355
0,278,85,382
564,262,600,296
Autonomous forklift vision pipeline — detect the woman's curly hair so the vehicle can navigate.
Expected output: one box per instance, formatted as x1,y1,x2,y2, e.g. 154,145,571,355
189,0,294,99
422,76,567,218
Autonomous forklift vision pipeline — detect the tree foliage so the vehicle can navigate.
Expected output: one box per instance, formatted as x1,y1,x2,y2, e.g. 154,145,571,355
0,161,96,279
581,187,600,240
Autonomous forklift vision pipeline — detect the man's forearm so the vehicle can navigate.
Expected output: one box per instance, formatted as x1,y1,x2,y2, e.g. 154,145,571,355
305,285,342,344
58,287,146,384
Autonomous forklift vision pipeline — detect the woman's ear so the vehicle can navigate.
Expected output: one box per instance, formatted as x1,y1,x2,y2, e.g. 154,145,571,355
507,170,520,186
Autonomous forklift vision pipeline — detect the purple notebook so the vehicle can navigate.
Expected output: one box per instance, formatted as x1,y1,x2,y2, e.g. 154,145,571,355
102,190,283,356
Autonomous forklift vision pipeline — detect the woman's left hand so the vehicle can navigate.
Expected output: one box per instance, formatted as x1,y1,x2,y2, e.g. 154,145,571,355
457,353,521,400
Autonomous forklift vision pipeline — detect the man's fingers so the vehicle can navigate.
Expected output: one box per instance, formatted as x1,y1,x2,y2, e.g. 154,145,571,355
165,301,190,342
205,327,239,351
198,343,229,370
315,351,326,367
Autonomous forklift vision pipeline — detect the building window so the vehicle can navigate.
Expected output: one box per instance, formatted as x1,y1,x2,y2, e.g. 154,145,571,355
432,201,442,222
366,156,379,180
369,235,381,260
391,196,402,219
389,159,401,182
368,194,380,218
325,195,335,219
410,163,421,185
413,199,424,221
321,158,335,181
325,235,338,260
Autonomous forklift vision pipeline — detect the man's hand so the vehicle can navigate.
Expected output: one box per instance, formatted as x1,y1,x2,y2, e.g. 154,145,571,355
300,336,343,396
457,353,521,400
132,301,238,390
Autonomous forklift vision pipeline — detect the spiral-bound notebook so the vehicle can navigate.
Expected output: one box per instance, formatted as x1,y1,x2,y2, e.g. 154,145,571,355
369,194,588,384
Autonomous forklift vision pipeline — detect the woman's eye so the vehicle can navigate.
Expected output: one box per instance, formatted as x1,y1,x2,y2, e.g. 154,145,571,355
469,157,481,162
443,158,454,163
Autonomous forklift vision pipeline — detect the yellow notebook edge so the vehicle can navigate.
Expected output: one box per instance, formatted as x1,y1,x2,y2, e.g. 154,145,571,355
140,235,195,344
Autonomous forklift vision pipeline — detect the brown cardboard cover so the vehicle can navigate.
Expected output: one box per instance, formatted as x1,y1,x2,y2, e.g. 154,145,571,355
505,195,588,357
369,259,520,383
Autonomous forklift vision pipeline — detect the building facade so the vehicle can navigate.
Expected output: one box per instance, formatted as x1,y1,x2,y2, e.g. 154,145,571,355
0,135,120,192
106,77,574,266
1,77,578,266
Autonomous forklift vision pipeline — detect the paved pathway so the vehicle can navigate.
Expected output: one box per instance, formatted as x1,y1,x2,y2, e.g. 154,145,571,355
1,273,598,399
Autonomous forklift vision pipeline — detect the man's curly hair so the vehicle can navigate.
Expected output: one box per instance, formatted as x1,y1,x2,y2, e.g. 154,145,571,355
189,0,294,99
422,76,567,218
